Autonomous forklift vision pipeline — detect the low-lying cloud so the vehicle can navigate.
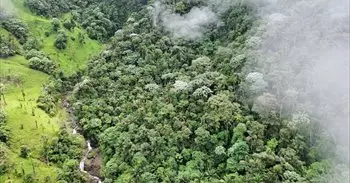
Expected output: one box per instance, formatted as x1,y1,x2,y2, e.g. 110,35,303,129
247,0,349,169
0,0,16,18
152,1,219,40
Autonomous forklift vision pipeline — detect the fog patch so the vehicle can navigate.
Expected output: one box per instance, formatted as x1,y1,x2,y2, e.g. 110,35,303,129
0,0,16,18
151,1,218,40
245,0,349,176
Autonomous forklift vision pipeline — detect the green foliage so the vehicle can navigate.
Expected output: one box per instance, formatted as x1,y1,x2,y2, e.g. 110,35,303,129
23,36,42,51
0,126,10,144
266,138,278,152
23,173,37,183
24,0,72,17
25,0,144,40
0,110,7,125
51,18,60,32
228,141,249,161
81,8,113,40
0,110,9,144
29,57,57,74
1,18,29,44
20,145,30,158
0,55,64,182
54,30,68,49
25,48,58,74
0,144,11,175
68,3,330,182
37,79,62,116
233,123,247,142
56,159,87,183
0,34,19,57
44,130,83,165
62,19,76,31
77,0,144,40
25,49,47,60
2,0,341,182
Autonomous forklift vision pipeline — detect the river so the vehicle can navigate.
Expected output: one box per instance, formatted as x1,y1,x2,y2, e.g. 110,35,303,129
63,97,102,183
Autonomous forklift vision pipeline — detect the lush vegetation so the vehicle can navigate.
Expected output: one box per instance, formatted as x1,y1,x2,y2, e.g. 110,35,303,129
25,0,144,40
0,56,63,182
70,2,347,183
43,129,87,182
0,0,100,182
0,110,10,144
1,18,29,44
0,0,348,182
0,33,19,57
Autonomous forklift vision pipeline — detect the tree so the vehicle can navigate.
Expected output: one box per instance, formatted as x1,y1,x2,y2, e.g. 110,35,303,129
23,37,41,51
0,34,19,57
241,72,268,110
20,145,30,158
252,92,278,117
1,18,29,44
0,144,11,175
29,57,57,74
23,173,37,183
64,2,336,181
52,18,60,32
0,84,7,106
63,18,75,30
0,126,10,143
57,160,87,182
54,30,67,49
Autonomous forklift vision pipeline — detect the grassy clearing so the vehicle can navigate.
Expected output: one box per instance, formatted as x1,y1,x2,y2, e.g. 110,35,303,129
11,0,102,75
0,1,102,182
0,56,64,182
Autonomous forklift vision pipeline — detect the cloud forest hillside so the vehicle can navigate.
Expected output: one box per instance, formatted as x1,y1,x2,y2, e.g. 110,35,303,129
0,0,349,183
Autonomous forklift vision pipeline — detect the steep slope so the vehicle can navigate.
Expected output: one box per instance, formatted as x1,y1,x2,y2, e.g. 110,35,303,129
12,0,102,75
0,0,103,182
0,55,62,182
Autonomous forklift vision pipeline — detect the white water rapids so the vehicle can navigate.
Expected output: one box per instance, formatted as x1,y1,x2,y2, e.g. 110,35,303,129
78,138,102,183
64,97,102,183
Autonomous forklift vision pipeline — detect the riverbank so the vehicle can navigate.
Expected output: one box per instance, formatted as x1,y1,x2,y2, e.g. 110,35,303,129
63,96,103,183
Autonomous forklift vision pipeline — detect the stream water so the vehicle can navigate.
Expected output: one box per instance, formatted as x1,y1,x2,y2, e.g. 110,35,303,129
63,97,102,183
79,139,102,183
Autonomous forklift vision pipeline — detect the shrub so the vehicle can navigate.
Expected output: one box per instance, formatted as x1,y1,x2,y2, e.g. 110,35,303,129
37,90,58,116
0,111,9,144
54,30,67,49
28,57,57,74
0,110,7,124
0,126,10,144
0,34,19,57
44,130,83,164
52,18,60,32
1,18,29,44
63,19,75,30
20,145,30,158
37,79,62,116
0,144,11,175
25,49,47,60
23,173,36,183
23,37,41,51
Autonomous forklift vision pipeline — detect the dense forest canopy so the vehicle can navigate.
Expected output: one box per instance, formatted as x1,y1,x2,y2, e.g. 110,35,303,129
0,0,349,182
24,0,144,40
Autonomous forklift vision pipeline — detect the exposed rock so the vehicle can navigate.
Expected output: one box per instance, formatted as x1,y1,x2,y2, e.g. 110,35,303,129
85,149,102,178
